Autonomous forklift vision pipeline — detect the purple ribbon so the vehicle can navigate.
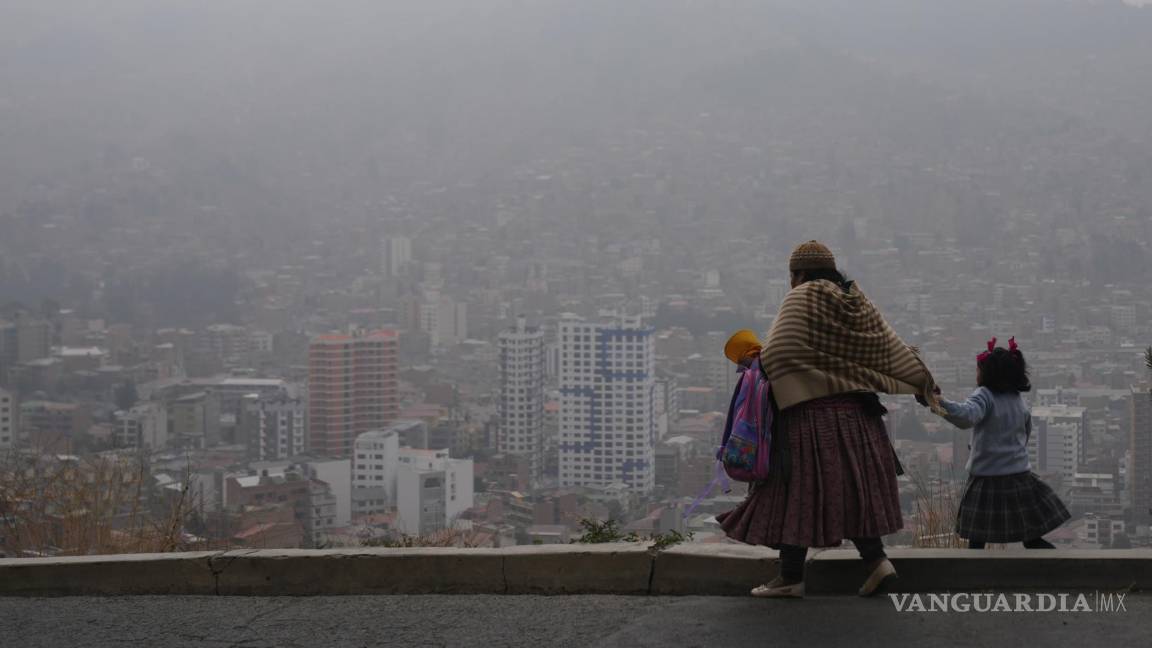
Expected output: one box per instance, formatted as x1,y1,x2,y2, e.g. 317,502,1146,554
682,458,732,521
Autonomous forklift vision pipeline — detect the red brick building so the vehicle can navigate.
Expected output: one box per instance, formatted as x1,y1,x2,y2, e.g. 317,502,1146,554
307,330,398,457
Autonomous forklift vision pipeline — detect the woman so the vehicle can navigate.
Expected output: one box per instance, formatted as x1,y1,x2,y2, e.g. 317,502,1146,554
718,240,940,598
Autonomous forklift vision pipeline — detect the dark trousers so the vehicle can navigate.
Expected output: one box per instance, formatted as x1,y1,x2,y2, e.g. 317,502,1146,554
969,538,1055,550
778,538,886,581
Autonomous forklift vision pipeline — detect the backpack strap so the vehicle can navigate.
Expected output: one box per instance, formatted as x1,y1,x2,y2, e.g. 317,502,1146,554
716,368,746,460
682,460,731,521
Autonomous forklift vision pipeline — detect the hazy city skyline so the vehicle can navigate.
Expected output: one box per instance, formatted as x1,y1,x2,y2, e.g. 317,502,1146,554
2,0,1151,557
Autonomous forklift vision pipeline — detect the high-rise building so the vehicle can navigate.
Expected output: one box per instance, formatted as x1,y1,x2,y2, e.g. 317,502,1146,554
413,289,468,349
241,393,306,461
0,388,15,450
382,237,412,278
1131,386,1152,528
395,447,474,536
416,298,439,346
1029,404,1087,481
437,299,467,348
558,313,656,493
308,330,399,458
498,318,545,484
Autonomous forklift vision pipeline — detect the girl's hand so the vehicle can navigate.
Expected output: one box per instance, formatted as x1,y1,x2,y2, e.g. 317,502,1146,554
915,388,939,408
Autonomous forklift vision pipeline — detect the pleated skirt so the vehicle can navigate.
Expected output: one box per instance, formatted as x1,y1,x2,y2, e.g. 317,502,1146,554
955,471,1071,543
717,394,904,548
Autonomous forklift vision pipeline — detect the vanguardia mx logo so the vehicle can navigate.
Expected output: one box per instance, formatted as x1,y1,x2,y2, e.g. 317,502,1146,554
889,591,1129,613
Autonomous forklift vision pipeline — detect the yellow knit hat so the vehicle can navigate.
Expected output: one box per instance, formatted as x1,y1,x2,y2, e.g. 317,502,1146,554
789,240,837,272
724,329,763,364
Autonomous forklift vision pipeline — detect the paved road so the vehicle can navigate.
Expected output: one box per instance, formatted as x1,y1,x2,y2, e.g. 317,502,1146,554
1,594,1148,647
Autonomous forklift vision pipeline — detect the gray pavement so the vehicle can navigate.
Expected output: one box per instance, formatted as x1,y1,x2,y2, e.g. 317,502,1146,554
1,594,1149,648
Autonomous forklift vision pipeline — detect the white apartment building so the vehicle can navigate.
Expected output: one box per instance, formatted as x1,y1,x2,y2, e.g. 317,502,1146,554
115,402,169,450
498,318,545,483
416,289,468,349
417,297,440,347
558,313,656,493
352,426,403,516
396,448,474,536
1029,404,1087,480
304,458,351,528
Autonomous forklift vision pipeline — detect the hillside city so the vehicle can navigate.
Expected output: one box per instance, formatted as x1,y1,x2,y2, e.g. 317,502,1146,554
2,214,1149,553
2,0,1152,556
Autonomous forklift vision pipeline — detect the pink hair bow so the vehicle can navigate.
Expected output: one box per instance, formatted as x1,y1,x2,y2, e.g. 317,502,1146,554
976,337,996,363
978,336,1020,362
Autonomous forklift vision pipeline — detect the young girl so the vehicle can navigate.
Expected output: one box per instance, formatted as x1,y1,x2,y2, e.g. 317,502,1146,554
934,337,1070,549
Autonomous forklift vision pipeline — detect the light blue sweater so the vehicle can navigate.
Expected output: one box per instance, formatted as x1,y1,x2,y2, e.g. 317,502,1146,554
939,387,1032,477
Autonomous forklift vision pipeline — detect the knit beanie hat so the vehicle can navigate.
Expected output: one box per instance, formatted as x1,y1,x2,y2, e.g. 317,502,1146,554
788,240,837,272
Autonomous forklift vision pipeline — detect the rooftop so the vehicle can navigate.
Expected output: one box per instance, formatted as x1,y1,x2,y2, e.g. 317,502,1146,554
312,330,399,343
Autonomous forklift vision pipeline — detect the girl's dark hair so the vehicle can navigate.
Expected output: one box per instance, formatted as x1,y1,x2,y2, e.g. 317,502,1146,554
795,268,854,292
978,348,1031,393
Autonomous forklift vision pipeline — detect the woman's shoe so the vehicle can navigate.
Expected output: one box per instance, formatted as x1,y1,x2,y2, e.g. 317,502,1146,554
858,558,898,597
751,576,805,598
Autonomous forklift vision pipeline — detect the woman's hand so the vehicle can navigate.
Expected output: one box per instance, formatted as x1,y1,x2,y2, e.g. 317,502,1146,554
915,386,941,408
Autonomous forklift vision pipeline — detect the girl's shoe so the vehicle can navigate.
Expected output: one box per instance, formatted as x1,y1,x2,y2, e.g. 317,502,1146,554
858,558,898,597
751,576,805,598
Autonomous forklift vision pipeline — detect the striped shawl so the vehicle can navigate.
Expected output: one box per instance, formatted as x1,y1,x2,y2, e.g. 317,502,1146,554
761,280,942,413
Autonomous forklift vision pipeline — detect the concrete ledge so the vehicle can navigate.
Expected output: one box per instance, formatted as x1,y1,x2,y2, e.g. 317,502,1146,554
0,551,220,596
3,547,1152,597
652,544,778,596
502,544,653,594
212,548,506,595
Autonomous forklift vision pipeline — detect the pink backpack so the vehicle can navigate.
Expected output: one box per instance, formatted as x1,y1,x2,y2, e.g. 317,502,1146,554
683,358,774,521
718,357,774,482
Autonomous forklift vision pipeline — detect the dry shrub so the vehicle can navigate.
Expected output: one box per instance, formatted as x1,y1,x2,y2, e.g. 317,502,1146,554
909,468,965,549
0,450,201,557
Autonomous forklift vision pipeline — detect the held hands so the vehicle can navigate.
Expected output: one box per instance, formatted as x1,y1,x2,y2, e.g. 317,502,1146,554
915,386,942,408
